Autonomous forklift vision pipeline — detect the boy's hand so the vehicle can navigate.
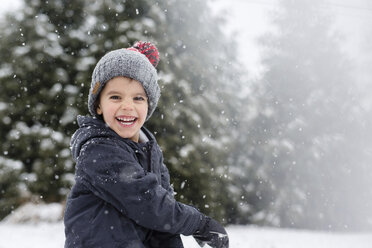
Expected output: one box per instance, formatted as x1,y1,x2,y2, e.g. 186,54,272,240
193,216,229,248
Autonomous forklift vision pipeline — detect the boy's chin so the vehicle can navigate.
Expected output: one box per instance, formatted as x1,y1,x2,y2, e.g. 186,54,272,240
117,130,140,142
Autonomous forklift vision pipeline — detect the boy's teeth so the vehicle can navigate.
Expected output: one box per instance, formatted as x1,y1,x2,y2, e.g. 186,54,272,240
117,117,136,125
117,117,135,122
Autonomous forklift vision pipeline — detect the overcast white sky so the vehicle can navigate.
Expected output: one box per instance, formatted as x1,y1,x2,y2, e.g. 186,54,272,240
212,0,279,79
214,0,372,79
0,0,22,15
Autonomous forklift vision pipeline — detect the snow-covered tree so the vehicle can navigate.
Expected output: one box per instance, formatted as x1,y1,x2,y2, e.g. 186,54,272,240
251,0,372,230
225,0,372,230
0,157,23,219
0,0,243,222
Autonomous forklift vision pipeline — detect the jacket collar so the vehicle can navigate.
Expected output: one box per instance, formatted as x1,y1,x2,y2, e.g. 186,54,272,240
71,115,156,160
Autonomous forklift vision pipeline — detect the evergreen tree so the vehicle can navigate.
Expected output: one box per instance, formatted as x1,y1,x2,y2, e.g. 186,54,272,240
0,0,89,205
0,157,23,219
229,0,372,230
253,0,371,230
145,1,242,221
0,0,242,222
227,80,280,225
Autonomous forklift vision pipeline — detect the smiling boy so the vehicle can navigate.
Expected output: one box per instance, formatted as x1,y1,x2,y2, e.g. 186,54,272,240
64,41,229,248
97,76,148,142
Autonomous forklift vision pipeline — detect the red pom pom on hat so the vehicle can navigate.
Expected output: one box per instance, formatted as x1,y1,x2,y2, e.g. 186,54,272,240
127,41,159,68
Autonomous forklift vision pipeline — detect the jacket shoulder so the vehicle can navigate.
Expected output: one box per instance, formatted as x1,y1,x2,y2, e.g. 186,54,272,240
79,136,134,161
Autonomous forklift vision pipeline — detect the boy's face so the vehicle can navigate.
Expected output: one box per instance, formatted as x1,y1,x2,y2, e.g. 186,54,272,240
97,76,148,142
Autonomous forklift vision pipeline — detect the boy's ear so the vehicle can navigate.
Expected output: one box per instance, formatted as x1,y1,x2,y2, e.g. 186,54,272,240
96,104,102,115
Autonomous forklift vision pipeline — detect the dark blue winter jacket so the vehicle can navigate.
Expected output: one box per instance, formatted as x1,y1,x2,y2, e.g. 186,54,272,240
64,116,203,248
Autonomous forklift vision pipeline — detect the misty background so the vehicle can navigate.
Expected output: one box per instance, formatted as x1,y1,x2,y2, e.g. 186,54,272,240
0,0,371,232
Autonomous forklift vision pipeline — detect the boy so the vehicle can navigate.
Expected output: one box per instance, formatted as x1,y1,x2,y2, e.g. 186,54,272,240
64,41,229,248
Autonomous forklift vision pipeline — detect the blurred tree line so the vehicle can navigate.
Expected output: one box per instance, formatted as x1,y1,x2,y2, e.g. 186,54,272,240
0,0,371,231
243,0,372,231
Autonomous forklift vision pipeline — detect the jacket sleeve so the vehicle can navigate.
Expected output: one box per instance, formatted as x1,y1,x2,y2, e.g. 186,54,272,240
76,140,202,235
160,162,175,195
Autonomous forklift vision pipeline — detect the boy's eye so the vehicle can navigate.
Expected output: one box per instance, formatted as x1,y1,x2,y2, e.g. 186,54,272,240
110,95,120,100
134,96,146,101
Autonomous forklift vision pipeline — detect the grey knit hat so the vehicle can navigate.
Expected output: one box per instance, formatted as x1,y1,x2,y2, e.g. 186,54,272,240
88,41,160,120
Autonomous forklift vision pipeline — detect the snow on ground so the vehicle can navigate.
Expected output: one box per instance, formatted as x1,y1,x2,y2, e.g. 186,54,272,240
2,202,63,224
0,203,371,248
1,222,372,248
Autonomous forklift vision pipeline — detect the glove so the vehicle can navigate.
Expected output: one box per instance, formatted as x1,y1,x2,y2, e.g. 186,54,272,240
193,215,229,248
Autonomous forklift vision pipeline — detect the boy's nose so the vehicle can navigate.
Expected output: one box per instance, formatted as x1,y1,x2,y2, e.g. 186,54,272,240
120,99,134,110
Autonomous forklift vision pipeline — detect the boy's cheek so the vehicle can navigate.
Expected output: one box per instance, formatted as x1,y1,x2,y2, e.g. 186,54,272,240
103,106,116,116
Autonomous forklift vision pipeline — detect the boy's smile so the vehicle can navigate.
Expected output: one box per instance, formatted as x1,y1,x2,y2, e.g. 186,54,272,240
116,116,137,126
96,76,148,142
